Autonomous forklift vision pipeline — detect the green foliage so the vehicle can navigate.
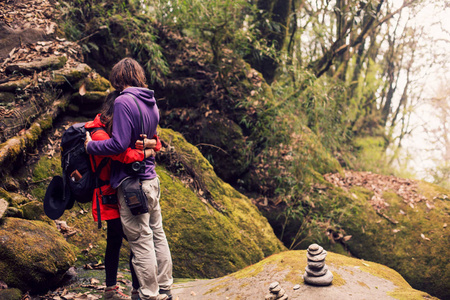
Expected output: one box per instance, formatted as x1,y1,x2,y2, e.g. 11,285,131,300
149,0,275,68
57,0,168,84
427,161,450,189
351,136,389,173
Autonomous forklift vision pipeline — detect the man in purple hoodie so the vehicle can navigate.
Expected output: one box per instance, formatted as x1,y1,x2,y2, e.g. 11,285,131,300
85,58,173,300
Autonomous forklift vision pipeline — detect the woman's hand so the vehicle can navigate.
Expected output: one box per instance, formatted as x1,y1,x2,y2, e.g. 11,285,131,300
144,149,156,158
85,132,92,153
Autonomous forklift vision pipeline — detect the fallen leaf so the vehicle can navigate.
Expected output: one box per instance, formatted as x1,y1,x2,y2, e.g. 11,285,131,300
90,278,100,285
79,83,86,96
393,229,401,233
444,223,447,228
8,47,16,58
343,235,352,241
420,233,431,241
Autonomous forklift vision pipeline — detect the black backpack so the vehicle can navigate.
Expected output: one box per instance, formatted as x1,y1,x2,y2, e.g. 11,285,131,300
60,122,109,227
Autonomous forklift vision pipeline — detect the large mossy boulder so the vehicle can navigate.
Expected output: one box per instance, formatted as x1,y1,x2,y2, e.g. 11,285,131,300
342,181,450,300
0,218,76,293
276,175,450,299
156,128,286,278
172,250,437,299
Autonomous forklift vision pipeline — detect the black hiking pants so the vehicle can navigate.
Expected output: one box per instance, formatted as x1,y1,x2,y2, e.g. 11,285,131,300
105,218,138,288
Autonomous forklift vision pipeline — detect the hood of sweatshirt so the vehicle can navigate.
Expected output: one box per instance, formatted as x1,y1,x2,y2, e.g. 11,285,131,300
121,87,156,106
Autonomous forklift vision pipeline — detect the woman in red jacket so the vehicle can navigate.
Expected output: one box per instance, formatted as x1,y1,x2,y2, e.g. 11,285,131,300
85,90,161,300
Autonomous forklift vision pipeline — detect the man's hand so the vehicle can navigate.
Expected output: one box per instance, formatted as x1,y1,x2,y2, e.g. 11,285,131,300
135,134,157,150
85,131,92,153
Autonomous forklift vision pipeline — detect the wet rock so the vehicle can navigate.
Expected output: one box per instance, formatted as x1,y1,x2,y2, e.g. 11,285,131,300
5,207,22,218
5,55,67,75
303,269,334,286
265,281,288,299
0,78,31,92
307,249,327,261
303,243,333,286
51,63,92,85
307,260,325,269
0,92,15,103
305,265,329,277
0,198,8,219
2,177,20,192
20,201,52,224
0,288,22,300
307,243,323,255
0,218,76,293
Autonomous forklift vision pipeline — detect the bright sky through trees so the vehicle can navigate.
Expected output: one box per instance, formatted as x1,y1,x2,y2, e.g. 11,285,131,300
395,1,450,182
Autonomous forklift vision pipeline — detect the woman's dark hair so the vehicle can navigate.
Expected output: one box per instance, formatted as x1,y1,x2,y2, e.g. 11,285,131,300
109,57,147,91
100,90,120,136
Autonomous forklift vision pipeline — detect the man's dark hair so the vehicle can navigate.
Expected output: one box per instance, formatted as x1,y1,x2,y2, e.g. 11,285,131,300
109,57,147,91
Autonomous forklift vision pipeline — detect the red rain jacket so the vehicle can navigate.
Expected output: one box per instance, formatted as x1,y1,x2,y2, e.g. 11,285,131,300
85,114,161,221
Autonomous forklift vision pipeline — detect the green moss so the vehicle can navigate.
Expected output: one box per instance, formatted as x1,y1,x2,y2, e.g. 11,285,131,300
0,78,31,92
156,128,285,278
20,201,53,225
30,154,62,200
0,189,29,208
0,218,76,292
352,136,389,173
0,188,12,204
0,288,22,300
84,74,111,91
341,182,450,299
57,56,68,68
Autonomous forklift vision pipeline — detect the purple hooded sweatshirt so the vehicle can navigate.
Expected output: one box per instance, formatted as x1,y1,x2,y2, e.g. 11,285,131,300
86,87,160,188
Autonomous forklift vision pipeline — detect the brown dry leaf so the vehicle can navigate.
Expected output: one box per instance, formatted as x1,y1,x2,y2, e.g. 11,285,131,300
90,278,100,285
62,293,76,300
444,223,447,228
343,235,352,241
8,47,16,58
79,83,86,96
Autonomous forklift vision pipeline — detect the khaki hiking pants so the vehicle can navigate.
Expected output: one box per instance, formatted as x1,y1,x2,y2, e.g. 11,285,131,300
118,176,173,300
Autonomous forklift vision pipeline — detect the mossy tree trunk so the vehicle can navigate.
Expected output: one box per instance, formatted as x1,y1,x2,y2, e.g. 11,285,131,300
246,0,293,83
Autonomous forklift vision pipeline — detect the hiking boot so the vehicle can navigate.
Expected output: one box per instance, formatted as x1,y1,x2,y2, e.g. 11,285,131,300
159,289,172,300
131,289,139,300
130,289,168,300
104,286,131,300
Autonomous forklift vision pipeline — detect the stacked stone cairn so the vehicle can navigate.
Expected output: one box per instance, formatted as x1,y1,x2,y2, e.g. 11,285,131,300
303,243,333,286
265,281,288,300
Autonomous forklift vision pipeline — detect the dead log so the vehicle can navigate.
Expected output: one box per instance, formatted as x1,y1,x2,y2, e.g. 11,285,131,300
0,96,68,172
